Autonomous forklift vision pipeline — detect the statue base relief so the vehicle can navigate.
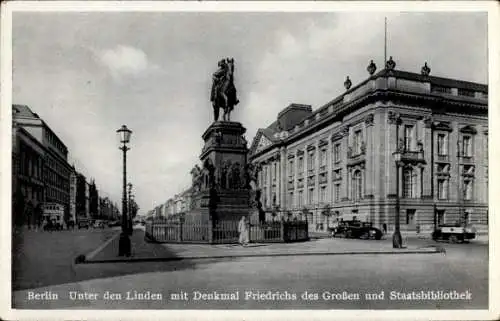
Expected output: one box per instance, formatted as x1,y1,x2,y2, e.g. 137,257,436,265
188,121,252,224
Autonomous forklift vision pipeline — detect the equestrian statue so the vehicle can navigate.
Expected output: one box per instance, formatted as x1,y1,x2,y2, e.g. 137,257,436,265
210,58,239,122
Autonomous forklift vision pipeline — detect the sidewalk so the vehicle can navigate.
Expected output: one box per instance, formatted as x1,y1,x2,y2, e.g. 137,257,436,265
311,230,489,244
82,229,441,264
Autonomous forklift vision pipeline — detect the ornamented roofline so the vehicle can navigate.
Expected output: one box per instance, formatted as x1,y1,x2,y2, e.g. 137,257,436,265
249,70,487,160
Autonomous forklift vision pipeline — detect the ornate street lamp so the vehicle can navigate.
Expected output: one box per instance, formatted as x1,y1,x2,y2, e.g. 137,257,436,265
127,183,133,235
393,150,403,248
117,125,132,257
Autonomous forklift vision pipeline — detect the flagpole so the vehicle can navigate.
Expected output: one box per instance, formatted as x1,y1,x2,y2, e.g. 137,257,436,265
384,17,387,67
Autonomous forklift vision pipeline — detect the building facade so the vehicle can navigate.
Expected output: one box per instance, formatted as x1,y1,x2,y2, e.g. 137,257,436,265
75,172,89,220
249,65,488,233
12,123,46,227
13,104,72,225
69,166,77,224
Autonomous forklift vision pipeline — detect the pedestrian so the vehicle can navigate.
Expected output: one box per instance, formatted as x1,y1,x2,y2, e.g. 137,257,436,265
383,223,387,235
238,216,249,247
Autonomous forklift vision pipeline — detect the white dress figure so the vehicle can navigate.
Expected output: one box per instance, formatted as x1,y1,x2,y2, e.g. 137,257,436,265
238,216,249,246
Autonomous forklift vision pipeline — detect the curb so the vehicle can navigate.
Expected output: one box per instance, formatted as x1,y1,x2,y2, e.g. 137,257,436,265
81,247,442,264
74,231,121,264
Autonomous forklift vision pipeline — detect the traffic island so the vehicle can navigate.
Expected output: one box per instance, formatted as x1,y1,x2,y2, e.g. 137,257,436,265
80,230,443,264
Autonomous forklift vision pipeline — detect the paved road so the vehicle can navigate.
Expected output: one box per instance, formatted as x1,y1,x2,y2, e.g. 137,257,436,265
13,237,488,309
12,227,119,291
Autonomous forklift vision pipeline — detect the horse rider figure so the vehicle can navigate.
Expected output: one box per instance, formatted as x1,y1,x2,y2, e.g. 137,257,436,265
210,58,239,122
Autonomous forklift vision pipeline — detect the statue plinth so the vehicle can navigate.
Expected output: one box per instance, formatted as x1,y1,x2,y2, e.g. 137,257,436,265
190,121,251,222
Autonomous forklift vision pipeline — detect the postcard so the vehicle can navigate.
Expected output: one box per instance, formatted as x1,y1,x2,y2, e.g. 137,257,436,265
1,1,498,320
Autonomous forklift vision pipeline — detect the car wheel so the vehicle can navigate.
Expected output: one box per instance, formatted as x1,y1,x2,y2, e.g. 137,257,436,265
375,234,382,240
449,235,458,243
361,232,369,240
346,231,352,239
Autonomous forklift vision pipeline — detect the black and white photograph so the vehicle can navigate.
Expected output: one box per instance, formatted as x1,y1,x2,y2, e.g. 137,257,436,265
1,1,498,320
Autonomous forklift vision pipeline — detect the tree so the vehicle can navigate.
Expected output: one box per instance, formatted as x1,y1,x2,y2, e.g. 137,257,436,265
129,199,140,219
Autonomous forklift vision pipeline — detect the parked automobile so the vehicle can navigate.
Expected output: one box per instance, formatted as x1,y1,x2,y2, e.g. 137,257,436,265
93,220,106,229
107,220,121,227
432,224,476,243
78,219,91,229
332,220,383,240
43,218,63,231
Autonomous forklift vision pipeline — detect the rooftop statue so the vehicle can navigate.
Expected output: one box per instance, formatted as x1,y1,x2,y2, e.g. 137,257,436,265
210,58,239,122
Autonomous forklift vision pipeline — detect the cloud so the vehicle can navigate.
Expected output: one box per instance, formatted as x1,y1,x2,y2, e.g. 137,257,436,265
94,45,160,78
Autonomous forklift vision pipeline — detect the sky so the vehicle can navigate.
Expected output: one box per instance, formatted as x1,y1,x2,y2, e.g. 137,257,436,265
12,10,488,214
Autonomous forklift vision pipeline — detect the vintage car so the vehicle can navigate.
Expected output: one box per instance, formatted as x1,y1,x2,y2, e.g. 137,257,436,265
431,224,476,243
331,220,383,240
77,219,91,229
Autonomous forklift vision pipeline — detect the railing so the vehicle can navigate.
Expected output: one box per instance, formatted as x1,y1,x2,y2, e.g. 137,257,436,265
401,150,425,162
431,85,452,94
437,154,449,162
458,88,475,97
145,219,309,244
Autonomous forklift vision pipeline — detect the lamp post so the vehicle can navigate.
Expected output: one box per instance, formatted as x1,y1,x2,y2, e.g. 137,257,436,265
393,150,403,248
127,183,133,235
117,125,132,257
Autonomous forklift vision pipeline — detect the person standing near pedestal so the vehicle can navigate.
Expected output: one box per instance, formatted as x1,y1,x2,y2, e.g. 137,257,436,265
238,216,249,246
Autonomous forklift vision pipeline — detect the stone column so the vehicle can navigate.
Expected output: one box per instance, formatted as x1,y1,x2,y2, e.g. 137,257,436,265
280,147,287,209
341,125,350,200
293,152,298,209
450,121,459,202
314,141,320,206
387,112,400,196
364,114,374,196
267,161,272,207
422,118,432,197
327,134,333,203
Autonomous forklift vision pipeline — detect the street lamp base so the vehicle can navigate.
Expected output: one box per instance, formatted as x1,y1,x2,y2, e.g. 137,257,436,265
392,231,403,249
118,232,131,257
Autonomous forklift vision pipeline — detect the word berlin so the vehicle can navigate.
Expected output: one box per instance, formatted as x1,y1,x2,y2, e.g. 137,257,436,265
389,290,472,301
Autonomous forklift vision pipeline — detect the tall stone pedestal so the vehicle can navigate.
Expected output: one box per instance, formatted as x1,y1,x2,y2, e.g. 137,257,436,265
190,121,252,223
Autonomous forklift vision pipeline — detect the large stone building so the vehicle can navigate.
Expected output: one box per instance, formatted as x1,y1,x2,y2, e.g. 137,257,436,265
248,62,488,233
12,123,46,227
13,105,72,224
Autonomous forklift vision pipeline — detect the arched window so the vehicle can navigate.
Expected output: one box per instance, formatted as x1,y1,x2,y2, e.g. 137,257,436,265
352,170,362,201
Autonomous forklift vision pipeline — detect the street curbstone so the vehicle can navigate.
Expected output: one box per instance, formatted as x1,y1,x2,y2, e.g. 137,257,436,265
82,248,441,264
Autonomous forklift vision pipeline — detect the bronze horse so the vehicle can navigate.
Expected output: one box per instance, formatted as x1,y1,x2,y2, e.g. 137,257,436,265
211,58,239,122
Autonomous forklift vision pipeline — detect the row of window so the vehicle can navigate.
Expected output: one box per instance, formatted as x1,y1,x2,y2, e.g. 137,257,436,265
437,178,474,200
44,169,70,191
436,133,481,157
19,147,43,180
262,170,476,208
259,134,484,189
44,130,67,155
405,209,479,226
46,187,69,203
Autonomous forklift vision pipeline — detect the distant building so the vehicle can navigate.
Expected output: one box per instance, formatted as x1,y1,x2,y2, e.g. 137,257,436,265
85,181,90,219
249,65,488,233
75,172,88,220
13,104,72,225
69,166,77,224
89,180,99,219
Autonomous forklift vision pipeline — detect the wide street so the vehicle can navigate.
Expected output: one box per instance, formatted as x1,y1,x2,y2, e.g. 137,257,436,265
12,226,488,310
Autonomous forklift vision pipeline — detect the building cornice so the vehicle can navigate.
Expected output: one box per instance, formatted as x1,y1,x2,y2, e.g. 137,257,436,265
249,73,487,161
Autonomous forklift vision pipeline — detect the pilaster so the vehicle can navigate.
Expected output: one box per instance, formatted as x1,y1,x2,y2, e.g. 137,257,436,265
280,147,287,208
